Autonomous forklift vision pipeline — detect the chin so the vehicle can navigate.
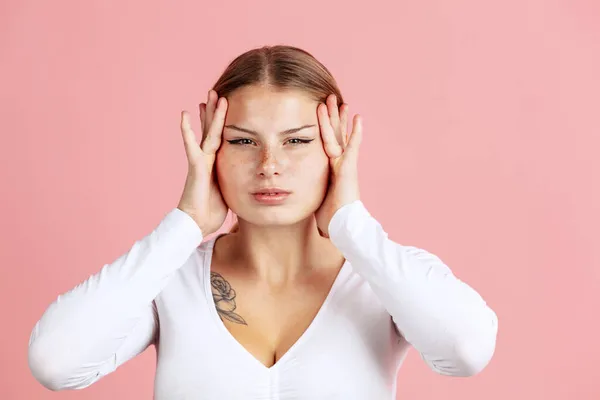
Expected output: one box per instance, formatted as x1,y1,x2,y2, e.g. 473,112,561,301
235,204,317,227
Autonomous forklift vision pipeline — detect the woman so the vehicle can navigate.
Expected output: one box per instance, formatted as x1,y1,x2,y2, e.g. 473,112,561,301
28,45,498,399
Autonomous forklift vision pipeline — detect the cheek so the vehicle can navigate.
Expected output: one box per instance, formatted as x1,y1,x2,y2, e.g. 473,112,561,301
215,150,247,191
291,149,329,184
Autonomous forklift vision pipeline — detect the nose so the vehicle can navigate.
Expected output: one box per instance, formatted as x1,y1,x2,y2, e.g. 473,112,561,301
257,147,286,178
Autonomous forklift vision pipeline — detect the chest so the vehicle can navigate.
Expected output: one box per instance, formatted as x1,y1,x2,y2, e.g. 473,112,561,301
214,271,345,368
151,257,406,399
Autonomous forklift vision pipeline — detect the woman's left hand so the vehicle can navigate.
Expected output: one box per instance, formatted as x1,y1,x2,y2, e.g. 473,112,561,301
315,94,363,238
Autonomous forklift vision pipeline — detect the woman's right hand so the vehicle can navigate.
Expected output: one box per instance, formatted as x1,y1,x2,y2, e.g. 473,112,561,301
177,90,228,236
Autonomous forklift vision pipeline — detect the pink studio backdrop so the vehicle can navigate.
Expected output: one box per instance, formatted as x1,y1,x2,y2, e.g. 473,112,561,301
1,0,598,398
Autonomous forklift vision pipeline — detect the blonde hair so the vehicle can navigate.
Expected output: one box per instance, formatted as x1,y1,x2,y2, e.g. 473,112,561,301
210,45,345,233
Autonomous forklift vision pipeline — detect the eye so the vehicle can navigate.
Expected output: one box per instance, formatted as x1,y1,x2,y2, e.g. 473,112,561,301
286,138,315,145
227,138,255,146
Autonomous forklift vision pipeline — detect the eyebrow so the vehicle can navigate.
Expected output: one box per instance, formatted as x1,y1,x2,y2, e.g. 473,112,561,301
223,124,316,136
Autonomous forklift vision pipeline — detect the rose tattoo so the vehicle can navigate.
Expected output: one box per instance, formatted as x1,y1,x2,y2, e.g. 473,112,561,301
210,271,247,325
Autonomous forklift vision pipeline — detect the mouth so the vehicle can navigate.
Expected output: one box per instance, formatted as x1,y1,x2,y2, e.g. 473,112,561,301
251,188,292,205
251,188,292,195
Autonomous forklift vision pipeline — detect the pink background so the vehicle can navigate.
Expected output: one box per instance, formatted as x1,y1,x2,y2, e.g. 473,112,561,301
1,0,599,398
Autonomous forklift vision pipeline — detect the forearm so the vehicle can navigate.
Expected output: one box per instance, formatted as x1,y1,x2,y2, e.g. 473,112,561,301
28,207,203,389
328,201,498,376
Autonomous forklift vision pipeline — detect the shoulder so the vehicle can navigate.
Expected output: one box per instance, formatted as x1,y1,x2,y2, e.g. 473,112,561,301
155,236,217,302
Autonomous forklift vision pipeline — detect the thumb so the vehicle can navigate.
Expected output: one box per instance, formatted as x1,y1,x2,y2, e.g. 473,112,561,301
181,111,202,164
344,114,362,161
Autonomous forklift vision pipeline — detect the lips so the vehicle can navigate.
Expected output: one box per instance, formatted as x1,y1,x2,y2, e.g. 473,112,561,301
251,188,292,205
252,188,291,195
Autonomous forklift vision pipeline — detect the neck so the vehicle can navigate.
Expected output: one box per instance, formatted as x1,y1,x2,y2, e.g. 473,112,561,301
227,216,342,286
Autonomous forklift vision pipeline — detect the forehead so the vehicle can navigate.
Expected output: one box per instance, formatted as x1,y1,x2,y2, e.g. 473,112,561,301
225,85,318,128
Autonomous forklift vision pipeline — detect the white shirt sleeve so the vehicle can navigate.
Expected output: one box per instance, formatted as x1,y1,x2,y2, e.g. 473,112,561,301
328,200,498,377
27,208,204,390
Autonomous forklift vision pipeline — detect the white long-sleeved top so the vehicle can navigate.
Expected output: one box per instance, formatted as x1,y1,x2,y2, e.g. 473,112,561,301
28,200,498,399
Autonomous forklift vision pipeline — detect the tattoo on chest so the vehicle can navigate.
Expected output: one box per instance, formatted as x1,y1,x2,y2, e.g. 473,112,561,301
210,271,248,325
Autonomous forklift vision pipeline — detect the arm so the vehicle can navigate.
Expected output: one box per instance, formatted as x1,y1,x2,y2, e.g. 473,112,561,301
28,207,203,390
328,200,498,377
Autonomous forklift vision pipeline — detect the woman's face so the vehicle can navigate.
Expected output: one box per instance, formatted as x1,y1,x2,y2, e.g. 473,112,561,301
216,84,329,227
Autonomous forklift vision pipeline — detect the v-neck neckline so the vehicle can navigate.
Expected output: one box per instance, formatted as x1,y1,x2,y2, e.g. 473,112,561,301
200,233,350,372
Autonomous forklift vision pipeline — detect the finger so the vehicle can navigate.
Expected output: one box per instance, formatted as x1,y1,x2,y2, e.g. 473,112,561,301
199,103,206,136
318,102,342,158
201,97,228,154
181,111,201,163
326,94,340,131
345,114,363,160
205,90,217,129
339,104,349,148
326,94,344,147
